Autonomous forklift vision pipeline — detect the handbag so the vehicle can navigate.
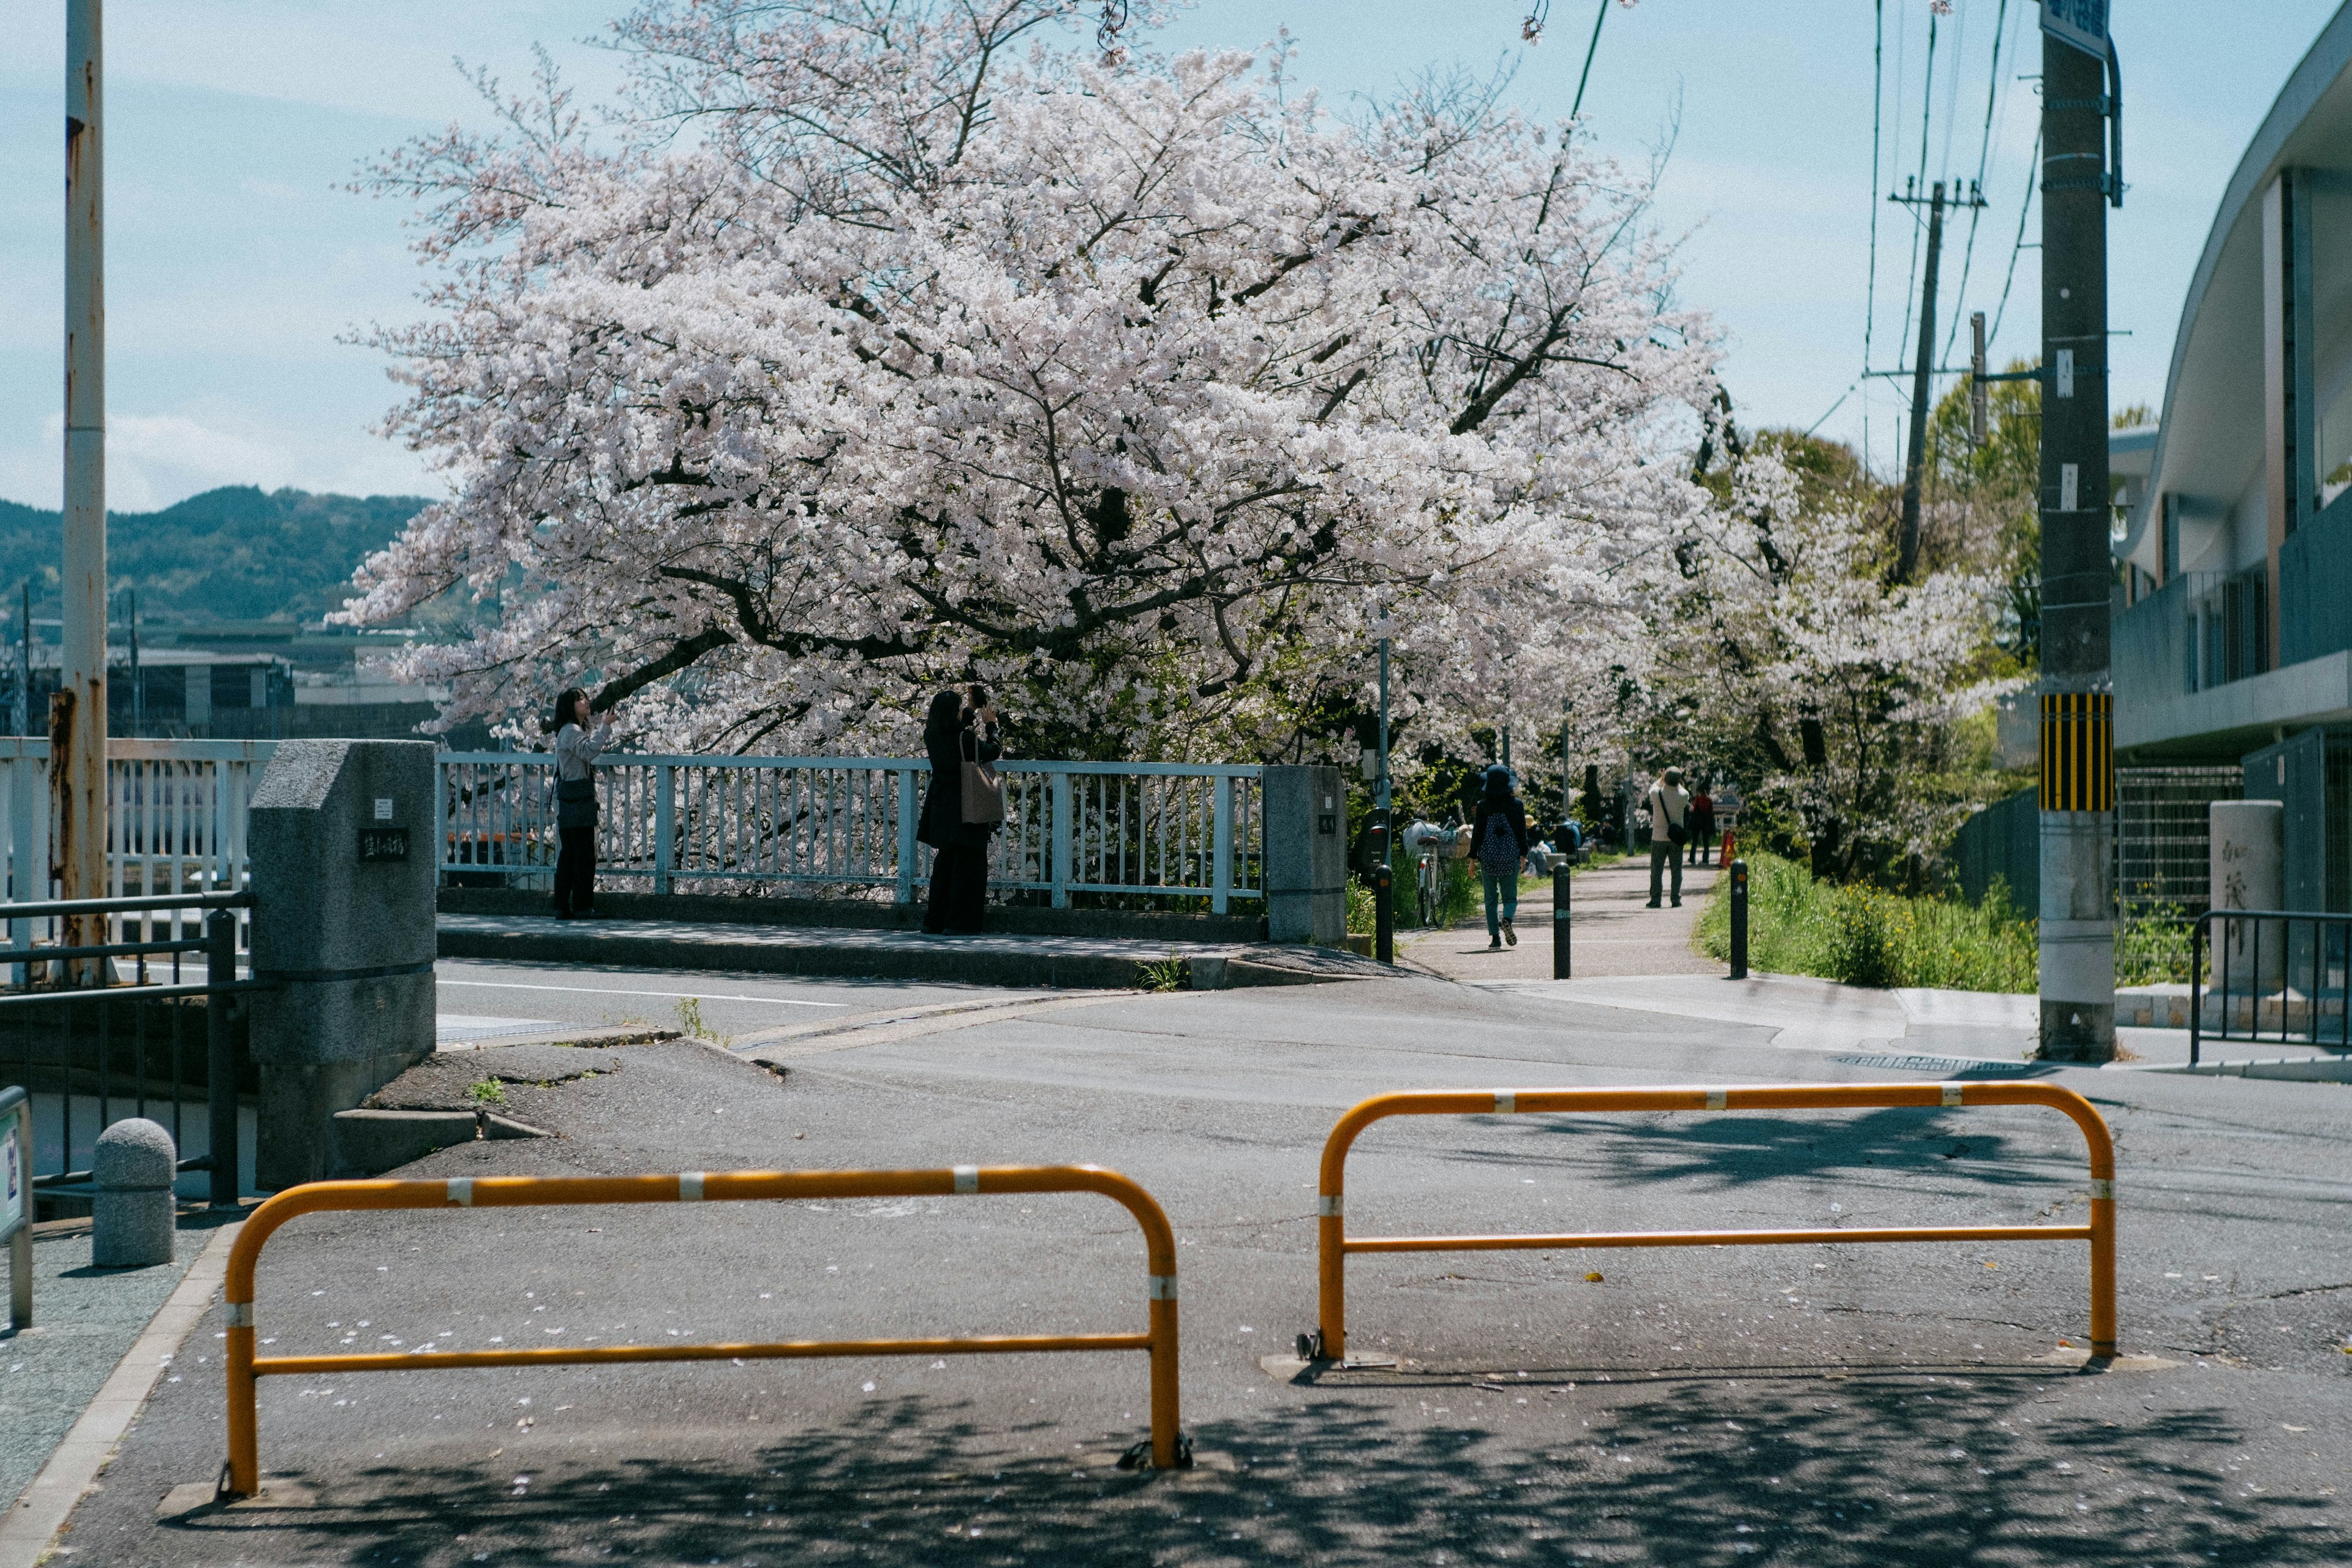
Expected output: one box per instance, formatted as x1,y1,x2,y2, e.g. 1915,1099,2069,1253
554,774,597,830
959,731,1005,826
1656,788,1688,846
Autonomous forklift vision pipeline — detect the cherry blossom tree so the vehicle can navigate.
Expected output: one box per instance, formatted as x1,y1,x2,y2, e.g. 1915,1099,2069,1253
1634,430,2014,880
346,0,1718,758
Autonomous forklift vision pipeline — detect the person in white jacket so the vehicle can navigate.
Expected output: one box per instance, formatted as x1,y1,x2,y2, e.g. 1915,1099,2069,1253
1647,766,1690,909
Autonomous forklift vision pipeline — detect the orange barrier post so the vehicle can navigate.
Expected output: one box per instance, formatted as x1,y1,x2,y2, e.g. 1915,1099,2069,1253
1309,1081,2115,1363
224,1165,1184,1496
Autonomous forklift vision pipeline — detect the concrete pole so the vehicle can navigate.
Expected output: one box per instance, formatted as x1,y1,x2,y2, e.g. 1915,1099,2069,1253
58,0,108,940
2035,29,2116,1062
1896,181,1946,584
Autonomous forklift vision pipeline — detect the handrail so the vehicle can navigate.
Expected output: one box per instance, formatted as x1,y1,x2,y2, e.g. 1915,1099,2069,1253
440,751,1264,778
1308,1081,2117,1363
0,889,252,920
222,1164,1186,1496
2188,907,2352,1065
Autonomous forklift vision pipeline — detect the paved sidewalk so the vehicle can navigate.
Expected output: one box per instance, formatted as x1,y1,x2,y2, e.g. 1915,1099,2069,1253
1404,856,1724,981
439,913,1389,990
1,1213,231,1521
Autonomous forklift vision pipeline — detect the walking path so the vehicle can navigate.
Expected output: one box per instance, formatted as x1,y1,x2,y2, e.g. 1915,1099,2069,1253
1403,854,1723,981
437,912,1388,990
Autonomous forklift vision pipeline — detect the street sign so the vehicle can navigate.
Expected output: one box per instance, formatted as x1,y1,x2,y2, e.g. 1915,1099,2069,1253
2040,0,2108,57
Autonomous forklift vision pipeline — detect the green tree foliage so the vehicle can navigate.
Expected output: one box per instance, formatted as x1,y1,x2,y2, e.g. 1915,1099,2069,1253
1926,360,2041,667
0,486,431,625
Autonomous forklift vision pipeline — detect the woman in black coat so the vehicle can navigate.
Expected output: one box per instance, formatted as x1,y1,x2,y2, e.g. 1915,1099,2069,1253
917,684,1003,933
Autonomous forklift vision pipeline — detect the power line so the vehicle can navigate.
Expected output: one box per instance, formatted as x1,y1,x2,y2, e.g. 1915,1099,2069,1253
1940,0,2013,368
1986,124,2041,353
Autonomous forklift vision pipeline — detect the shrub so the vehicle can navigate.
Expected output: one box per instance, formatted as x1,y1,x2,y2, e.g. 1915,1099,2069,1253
1697,851,2036,992
1826,887,1905,988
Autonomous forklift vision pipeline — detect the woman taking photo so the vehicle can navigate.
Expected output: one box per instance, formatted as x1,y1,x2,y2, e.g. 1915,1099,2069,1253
917,684,1003,933
551,687,612,919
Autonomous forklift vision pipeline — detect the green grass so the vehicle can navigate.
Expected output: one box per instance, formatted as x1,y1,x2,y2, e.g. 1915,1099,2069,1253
1695,851,2037,993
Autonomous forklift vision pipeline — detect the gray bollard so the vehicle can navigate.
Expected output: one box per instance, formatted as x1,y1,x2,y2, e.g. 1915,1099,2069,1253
92,1118,177,1268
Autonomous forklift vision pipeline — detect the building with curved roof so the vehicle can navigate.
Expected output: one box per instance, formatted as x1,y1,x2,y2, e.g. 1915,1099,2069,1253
2112,4,2352,909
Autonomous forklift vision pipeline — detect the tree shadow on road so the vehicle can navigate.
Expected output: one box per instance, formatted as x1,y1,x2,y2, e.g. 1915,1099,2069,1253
134,1369,2343,1568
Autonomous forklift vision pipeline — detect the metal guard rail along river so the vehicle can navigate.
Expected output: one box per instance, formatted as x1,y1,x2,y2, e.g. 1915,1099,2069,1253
1303,1081,2117,1363
2187,907,2352,1065
437,752,1262,911
222,1164,1187,1496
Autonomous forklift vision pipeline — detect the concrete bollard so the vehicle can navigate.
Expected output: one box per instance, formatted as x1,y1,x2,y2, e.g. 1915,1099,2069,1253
92,1118,176,1268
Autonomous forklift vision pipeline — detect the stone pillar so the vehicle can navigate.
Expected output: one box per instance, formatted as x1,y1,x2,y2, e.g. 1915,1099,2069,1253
1262,765,1346,945
249,741,437,1189
2210,799,2285,993
92,1117,175,1267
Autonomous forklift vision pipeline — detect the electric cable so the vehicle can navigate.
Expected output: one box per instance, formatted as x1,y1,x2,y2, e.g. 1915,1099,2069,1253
1940,0,2014,367
1986,124,2041,354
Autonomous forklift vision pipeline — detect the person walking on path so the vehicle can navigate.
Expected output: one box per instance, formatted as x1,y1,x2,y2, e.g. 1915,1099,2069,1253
550,687,612,919
918,685,1004,934
1647,766,1690,908
1468,764,1530,949
1689,783,1716,867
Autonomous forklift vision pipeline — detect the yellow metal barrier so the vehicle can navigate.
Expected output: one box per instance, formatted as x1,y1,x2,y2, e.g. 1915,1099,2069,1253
1306,1081,2116,1363
224,1165,1185,1495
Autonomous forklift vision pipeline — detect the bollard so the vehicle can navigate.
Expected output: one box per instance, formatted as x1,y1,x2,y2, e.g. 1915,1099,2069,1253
1728,858,1749,980
206,908,241,1209
1551,862,1572,979
92,1118,176,1268
1373,859,1393,966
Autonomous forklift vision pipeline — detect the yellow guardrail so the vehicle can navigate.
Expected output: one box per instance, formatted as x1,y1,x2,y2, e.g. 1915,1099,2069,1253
222,1164,1185,1495
1304,1080,2117,1363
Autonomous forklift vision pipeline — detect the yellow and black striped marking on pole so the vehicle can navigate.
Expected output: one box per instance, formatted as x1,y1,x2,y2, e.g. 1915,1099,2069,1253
2040,691,2113,812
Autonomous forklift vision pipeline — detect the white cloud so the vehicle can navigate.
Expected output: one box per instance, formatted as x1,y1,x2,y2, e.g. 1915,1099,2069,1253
0,410,440,513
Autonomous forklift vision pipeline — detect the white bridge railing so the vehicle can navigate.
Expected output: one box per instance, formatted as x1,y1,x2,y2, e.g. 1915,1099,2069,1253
0,742,1265,917
440,754,1263,910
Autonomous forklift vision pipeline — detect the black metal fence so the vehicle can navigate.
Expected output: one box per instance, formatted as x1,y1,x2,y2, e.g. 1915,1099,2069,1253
2188,907,2352,1066
0,889,263,1208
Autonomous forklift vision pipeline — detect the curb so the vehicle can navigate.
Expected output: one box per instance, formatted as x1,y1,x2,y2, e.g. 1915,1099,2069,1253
0,1219,240,1568
2109,1055,2352,1081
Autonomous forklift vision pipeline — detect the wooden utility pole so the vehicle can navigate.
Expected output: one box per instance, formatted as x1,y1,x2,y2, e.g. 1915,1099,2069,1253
59,0,108,951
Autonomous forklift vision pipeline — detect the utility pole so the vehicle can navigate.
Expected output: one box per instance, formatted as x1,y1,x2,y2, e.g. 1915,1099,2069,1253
1890,178,1986,582
1373,621,1393,965
2035,1,2121,1062
59,0,108,940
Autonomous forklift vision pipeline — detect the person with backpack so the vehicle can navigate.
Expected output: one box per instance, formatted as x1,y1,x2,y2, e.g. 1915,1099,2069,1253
1647,766,1691,908
1467,764,1530,949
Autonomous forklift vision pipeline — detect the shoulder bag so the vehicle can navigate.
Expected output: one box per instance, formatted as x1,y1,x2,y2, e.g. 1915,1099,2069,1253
960,729,1006,826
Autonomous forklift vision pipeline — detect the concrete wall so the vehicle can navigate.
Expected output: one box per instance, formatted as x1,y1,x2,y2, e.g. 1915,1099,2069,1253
1262,765,1346,945
247,739,437,1188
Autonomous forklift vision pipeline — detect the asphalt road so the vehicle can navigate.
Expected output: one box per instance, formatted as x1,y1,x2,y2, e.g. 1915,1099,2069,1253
434,959,1023,1042
60,964,2352,1566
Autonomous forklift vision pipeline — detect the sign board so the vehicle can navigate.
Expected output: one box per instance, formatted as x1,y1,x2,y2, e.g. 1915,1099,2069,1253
2040,0,2108,57
374,797,395,821
2,1117,21,1238
358,826,410,863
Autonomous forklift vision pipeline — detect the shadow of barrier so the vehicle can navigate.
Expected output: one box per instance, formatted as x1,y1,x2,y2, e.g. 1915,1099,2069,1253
1300,1081,2115,1363
222,1164,1186,1496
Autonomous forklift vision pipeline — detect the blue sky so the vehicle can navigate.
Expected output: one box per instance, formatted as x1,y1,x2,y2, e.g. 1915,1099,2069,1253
0,1,2342,511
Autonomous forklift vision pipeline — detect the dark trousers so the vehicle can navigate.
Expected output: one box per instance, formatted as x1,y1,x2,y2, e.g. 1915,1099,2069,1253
925,843,990,933
554,826,597,914
1648,840,1684,905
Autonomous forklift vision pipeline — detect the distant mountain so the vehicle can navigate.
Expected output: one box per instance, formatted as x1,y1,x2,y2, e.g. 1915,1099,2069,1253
0,486,433,625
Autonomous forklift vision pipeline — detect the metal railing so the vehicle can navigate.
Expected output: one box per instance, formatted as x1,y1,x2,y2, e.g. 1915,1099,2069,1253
0,739,274,940
437,753,1263,911
0,890,260,1207
2188,908,2352,1065
222,1163,1187,1495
